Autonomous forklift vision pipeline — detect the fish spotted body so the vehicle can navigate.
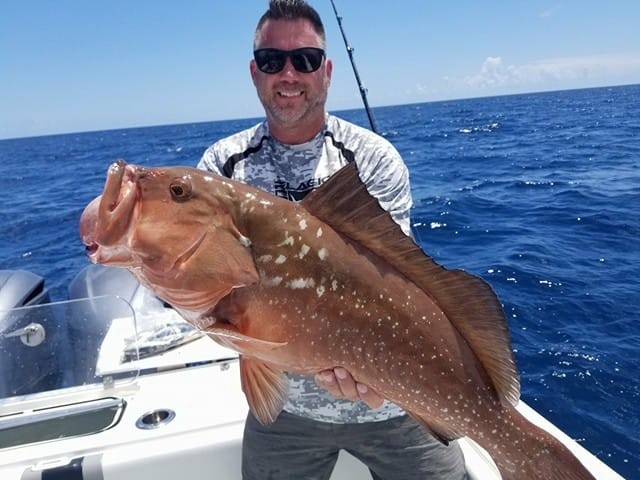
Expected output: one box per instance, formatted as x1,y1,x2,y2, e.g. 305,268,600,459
80,160,595,480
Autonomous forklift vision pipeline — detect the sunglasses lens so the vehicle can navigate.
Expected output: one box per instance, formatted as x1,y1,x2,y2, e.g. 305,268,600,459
254,48,325,74
254,50,287,74
290,49,324,73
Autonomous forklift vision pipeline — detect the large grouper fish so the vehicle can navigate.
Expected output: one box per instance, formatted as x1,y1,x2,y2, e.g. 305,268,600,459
79,160,595,480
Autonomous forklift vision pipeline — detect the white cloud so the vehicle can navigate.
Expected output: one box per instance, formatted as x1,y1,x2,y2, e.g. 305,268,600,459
463,53,640,91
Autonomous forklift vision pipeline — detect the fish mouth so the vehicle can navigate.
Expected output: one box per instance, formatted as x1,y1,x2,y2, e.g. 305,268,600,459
79,160,141,263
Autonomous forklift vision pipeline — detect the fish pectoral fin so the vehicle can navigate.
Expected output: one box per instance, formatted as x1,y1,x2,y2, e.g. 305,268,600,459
204,323,287,356
205,324,288,425
240,356,288,426
406,410,462,446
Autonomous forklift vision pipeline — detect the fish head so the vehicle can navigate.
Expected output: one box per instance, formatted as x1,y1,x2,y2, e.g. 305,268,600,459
79,160,259,314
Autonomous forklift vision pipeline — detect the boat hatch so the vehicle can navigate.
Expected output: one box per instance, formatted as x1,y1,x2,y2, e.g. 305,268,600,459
0,397,125,449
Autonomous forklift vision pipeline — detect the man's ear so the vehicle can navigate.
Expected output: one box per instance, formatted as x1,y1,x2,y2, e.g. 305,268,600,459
250,59,258,86
325,58,333,83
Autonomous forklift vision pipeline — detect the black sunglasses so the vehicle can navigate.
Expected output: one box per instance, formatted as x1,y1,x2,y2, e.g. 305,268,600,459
253,47,326,74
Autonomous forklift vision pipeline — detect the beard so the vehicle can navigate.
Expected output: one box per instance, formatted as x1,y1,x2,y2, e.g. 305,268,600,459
258,82,329,126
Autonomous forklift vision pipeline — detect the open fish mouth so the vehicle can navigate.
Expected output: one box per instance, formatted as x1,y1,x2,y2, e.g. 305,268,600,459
79,160,141,261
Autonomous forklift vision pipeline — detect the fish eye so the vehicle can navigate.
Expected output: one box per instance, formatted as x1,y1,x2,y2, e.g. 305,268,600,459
169,177,192,201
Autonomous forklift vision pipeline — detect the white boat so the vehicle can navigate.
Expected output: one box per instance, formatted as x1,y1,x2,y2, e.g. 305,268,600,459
0,266,623,479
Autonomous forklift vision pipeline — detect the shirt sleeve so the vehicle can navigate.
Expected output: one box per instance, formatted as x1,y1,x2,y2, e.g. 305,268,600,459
357,141,413,237
197,144,224,176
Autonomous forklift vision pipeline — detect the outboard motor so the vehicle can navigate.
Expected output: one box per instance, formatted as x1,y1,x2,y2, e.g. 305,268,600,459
0,269,50,311
68,264,166,316
0,270,60,397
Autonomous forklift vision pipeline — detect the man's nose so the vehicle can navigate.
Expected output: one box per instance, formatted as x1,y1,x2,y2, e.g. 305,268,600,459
280,57,300,77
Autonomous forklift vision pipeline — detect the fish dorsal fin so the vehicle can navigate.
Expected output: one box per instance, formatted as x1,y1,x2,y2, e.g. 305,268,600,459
240,357,288,425
302,162,520,405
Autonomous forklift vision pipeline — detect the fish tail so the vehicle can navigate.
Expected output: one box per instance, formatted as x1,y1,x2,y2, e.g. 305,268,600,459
490,406,596,480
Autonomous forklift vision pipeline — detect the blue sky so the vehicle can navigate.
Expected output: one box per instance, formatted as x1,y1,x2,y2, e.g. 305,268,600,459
1,1,639,139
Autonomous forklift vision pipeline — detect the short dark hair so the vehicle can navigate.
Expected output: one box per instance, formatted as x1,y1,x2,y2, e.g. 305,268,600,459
254,0,326,48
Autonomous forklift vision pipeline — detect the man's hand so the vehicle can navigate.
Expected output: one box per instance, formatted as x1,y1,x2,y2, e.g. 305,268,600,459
314,367,384,409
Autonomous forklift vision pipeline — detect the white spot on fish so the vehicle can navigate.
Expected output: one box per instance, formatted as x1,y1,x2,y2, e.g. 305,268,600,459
275,255,287,264
258,254,273,263
297,244,310,259
263,276,283,287
331,280,338,291
316,286,325,298
299,219,308,230
316,227,323,238
244,193,257,200
318,248,328,260
279,233,295,247
287,278,316,289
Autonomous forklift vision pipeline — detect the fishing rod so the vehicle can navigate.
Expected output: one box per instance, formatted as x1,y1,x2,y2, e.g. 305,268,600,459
329,0,378,134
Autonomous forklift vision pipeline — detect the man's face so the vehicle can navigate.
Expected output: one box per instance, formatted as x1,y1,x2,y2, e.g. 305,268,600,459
251,18,332,130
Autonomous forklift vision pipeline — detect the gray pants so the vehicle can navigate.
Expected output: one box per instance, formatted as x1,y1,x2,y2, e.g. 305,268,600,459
242,411,467,480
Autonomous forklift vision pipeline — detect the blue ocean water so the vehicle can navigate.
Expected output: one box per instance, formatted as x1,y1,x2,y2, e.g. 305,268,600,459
1,84,638,478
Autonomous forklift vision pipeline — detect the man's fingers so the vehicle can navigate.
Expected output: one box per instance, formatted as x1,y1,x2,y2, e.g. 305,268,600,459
315,368,384,409
315,370,344,399
334,367,359,401
356,383,385,409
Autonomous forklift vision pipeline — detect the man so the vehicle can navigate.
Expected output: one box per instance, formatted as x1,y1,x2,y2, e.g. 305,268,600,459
198,1,467,479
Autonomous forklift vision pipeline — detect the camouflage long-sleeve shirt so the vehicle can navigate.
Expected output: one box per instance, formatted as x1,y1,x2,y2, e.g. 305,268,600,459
198,114,412,423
